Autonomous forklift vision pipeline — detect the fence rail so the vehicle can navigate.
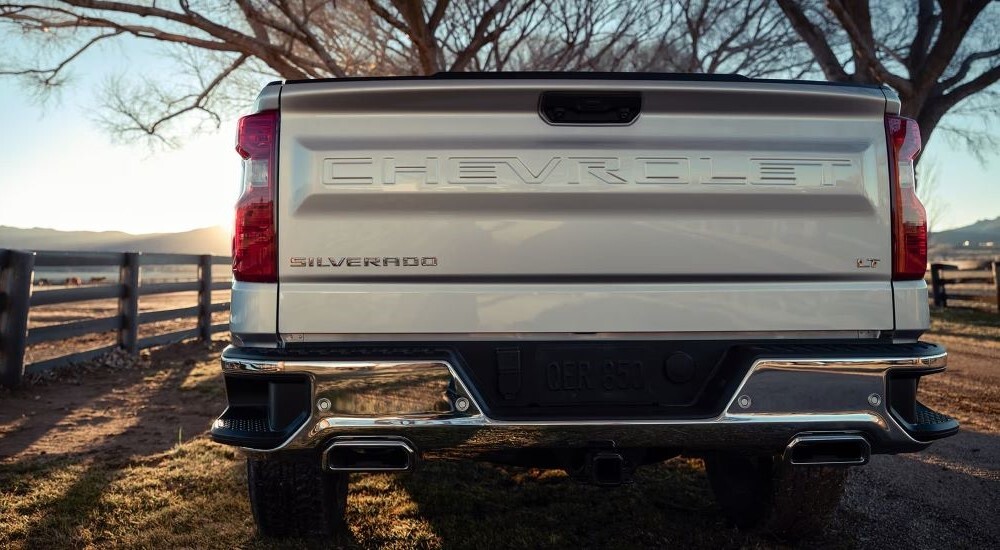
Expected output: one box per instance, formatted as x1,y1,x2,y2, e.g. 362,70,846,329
929,261,1000,313
0,249,231,388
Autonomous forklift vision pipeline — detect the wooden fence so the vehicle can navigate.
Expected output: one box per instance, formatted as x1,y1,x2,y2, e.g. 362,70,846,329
929,261,1000,313
0,249,231,388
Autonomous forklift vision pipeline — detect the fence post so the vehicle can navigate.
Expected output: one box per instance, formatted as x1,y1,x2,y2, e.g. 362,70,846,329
198,254,212,342
1,250,35,388
993,261,1000,314
929,263,945,307
118,252,140,354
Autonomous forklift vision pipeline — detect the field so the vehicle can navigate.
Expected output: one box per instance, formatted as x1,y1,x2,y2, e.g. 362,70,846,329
0,306,997,549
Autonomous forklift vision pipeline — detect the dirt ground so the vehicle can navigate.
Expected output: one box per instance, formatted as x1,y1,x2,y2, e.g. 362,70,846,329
0,308,997,549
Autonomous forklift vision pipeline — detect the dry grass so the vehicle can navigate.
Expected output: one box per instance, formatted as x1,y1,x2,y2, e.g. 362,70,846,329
0,341,808,550
929,306,1000,344
2,310,997,549
0,438,759,550
0,441,253,548
922,307,1000,433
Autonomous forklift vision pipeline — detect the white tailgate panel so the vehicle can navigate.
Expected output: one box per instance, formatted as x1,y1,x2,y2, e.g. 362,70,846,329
276,80,894,336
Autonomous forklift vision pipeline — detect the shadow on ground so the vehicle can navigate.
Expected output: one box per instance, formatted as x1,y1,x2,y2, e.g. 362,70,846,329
1,331,998,549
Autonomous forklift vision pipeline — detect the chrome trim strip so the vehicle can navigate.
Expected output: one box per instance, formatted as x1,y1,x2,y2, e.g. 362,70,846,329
222,359,283,373
222,353,947,376
222,350,947,453
281,330,884,343
739,353,947,373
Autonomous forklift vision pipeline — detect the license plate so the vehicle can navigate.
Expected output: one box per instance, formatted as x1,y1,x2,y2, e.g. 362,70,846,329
533,347,656,405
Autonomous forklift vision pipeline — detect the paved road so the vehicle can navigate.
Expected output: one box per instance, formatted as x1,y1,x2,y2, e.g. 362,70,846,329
830,319,1000,548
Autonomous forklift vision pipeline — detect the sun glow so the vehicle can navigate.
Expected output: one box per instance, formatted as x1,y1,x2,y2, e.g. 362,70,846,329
2,114,241,235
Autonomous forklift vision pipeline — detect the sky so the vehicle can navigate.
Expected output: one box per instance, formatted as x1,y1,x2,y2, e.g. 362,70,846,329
0,37,997,235
0,38,251,235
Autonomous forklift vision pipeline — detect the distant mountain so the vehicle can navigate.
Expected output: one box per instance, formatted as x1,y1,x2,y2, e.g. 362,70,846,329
0,226,231,256
931,216,1000,248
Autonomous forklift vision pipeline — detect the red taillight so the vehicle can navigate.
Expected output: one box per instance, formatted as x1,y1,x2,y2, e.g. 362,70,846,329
233,110,278,282
886,115,927,280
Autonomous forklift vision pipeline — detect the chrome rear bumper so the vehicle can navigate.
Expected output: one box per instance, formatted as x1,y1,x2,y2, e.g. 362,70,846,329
214,343,955,458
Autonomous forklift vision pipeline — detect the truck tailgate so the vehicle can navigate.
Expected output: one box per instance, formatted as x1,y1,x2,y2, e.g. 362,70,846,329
275,79,893,337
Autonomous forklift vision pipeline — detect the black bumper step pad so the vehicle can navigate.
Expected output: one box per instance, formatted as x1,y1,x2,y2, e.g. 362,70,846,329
214,415,270,434
898,401,960,441
211,407,300,449
210,374,312,449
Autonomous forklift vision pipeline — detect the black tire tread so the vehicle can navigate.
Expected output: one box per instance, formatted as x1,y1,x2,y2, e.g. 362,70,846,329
247,455,348,538
705,453,847,540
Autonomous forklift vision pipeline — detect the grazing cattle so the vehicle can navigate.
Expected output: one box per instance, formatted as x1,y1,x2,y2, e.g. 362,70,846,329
89,276,108,284
65,277,82,286
35,278,50,286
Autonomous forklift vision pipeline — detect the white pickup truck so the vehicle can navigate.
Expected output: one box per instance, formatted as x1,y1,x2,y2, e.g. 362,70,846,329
211,73,957,539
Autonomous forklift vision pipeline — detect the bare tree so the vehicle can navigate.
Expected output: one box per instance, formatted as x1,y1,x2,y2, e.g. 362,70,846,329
629,0,812,77
0,1,803,145
776,0,1000,160
0,1,552,144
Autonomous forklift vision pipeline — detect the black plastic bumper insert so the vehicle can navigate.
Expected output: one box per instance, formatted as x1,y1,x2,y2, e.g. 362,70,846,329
210,374,311,449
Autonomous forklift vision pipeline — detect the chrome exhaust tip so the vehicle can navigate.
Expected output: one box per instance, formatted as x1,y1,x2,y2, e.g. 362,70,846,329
784,434,871,466
324,439,415,472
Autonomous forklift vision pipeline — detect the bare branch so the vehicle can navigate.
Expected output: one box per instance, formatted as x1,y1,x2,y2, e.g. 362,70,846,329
939,46,1000,91
776,0,1000,163
100,51,250,147
270,0,346,77
906,0,938,71
826,0,912,92
775,0,850,81
0,29,121,87
1,0,995,160
916,0,991,90
937,63,1000,112
450,1,529,72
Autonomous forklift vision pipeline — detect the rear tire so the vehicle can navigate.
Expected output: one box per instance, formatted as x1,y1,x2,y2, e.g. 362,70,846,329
246,455,349,538
704,453,847,540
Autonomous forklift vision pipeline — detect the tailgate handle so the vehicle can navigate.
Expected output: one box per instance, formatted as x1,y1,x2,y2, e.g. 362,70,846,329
539,91,641,124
